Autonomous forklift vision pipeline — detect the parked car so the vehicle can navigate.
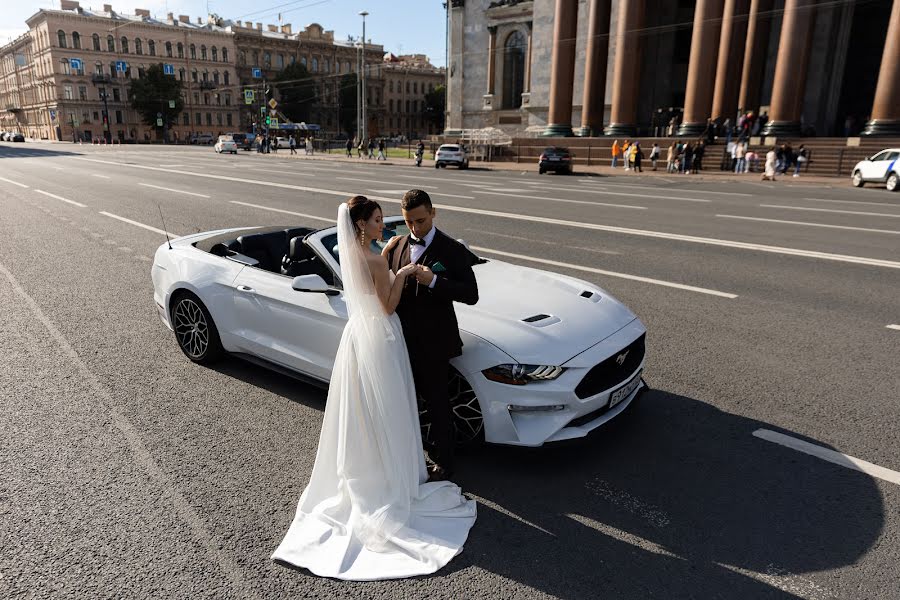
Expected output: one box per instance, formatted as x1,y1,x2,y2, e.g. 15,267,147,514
231,132,255,151
435,144,469,169
274,136,293,149
152,216,648,448
214,135,238,154
11,133,25,142
852,148,900,192
539,147,574,175
1,132,11,141
190,133,215,145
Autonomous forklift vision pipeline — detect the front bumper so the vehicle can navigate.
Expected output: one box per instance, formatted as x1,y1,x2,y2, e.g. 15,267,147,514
473,319,647,446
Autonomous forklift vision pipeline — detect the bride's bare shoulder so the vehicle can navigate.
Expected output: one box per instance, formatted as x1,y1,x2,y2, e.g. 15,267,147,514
366,253,388,270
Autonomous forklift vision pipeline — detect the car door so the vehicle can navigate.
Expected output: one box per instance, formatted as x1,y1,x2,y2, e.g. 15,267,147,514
878,151,900,180
862,151,889,180
230,266,347,381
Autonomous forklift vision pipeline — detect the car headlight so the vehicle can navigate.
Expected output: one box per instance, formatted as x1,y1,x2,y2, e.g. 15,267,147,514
482,364,565,386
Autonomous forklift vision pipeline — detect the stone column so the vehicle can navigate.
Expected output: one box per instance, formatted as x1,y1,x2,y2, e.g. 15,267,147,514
677,0,725,136
484,26,497,111
579,0,612,136
711,0,750,123
761,0,817,137
445,1,466,135
863,0,900,135
604,0,646,136
738,0,773,115
544,0,579,136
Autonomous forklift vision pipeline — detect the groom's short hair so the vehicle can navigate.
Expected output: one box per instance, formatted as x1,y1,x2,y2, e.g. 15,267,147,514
401,189,432,212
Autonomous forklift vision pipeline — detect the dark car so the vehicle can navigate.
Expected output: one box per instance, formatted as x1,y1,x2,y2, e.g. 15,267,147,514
12,133,25,142
539,146,574,174
231,132,255,151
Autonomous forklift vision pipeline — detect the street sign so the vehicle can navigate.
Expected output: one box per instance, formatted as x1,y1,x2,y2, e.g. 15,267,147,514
268,98,278,109
260,106,266,115
252,67,262,78
244,89,254,104
49,110,57,121
168,100,176,109
156,118,163,127
163,63,175,76
156,112,162,118
69,58,83,71
115,60,127,73
269,109,277,116
270,118,278,128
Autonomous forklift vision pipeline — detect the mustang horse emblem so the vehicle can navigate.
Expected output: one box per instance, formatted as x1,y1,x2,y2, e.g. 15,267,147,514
615,350,629,366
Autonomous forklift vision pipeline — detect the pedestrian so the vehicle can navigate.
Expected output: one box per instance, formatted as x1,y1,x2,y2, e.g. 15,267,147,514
622,139,631,170
761,146,777,181
308,136,315,155
745,149,758,173
346,137,353,157
722,117,732,144
367,138,375,159
666,142,676,173
682,142,693,174
775,144,786,174
357,138,364,158
734,141,746,173
272,135,279,153
793,144,808,177
649,143,660,171
289,135,297,155
377,138,386,160
632,142,643,173
693,141,705,173
611,139,621,168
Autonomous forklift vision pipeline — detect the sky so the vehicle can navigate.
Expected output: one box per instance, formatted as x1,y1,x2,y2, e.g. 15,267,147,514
2,0,449,66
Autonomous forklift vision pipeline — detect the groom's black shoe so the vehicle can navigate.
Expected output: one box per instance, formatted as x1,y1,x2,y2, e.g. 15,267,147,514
427,464,452,482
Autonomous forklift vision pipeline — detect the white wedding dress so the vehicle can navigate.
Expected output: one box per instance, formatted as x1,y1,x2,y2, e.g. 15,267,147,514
272,203,476,580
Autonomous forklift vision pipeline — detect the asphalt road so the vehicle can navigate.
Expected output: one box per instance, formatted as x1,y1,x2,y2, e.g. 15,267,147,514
1,142,898,599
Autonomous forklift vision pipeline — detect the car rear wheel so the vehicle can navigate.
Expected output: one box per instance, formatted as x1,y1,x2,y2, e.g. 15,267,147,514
852,170,864,187
887,172,899,192
418,368,485,449
171,291,224,365
539,167,545,174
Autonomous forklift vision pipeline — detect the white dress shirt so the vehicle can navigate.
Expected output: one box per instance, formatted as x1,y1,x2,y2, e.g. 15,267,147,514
410,226,438,288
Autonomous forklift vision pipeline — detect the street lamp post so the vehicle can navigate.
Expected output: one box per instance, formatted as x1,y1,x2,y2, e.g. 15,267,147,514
360,11,368,140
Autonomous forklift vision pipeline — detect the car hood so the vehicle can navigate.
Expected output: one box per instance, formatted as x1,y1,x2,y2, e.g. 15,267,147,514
458,259,638,366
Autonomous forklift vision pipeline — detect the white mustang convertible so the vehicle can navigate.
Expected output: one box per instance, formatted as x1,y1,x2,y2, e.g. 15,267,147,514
151,216,648,447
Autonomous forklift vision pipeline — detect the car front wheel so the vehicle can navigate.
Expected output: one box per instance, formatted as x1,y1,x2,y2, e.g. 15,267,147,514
887,172,899,192
171,291,224,365
419,368,485,449
852,170,865,187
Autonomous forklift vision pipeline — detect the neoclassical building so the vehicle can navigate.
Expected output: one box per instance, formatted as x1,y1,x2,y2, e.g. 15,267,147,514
447,0,900,137
382,53,446,138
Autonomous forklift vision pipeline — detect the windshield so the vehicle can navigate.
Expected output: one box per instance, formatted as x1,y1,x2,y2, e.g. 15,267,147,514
440,145,460,152
321,220,411,264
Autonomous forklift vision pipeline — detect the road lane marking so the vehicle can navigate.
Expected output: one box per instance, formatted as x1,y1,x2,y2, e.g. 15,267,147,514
138,183,211,198
91,174,111,179
229,201,333,222
370,189,475,200
577,179,752,196
158,164,183,167
478,190,648,210
471,245,738,298
99,211,178,236
753,429,900,486
886,324,900,331
34,189,86,207
465,227,620,254
526,182,713,202
717,214,900,235
760,204,900,218
0,176,29,188
69,157,900,270
0,259,260,598
337,176,438,189
803,197,900,208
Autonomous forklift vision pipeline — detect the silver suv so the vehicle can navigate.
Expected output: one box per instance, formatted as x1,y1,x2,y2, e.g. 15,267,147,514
435,144,469,169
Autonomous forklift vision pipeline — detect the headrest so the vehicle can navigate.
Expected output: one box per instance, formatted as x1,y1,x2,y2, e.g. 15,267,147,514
289,236,309,261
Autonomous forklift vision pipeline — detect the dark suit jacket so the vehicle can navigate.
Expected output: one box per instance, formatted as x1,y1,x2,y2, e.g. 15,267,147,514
386,229,479,360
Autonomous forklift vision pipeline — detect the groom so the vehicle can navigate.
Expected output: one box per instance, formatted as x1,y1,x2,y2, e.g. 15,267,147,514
383,189,479,481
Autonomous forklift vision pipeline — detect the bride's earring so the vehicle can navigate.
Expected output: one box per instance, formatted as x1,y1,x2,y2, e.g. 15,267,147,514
359,228,365,247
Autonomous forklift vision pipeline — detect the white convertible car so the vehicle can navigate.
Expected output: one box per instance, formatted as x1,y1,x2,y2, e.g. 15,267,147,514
151,216,648,447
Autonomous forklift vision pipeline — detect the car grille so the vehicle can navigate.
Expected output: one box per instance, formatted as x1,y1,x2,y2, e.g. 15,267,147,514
573,334,645,400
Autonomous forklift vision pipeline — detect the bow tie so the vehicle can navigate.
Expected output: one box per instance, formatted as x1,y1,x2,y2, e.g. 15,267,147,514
409,236,426,246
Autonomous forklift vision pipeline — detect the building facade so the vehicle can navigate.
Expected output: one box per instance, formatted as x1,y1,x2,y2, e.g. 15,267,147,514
447,0,900,137
1,1,237,142
382,53,446,139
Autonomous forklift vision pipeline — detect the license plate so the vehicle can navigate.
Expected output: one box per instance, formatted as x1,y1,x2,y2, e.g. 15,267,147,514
549,157,559,161
609,370,642,409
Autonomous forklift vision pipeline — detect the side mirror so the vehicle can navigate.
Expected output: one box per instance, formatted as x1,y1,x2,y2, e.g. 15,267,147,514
456,238,470,250
292,274,339,296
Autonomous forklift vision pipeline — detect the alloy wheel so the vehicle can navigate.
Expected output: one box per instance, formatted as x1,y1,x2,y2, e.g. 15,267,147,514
173,298,209,359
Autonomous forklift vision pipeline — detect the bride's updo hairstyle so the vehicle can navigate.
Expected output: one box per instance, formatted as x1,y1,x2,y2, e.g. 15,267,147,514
347,195,382,232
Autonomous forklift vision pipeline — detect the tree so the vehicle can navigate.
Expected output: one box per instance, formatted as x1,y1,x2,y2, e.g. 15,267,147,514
128,63,183,137
423,84,446,131
337,73,357,137
274,63,318,124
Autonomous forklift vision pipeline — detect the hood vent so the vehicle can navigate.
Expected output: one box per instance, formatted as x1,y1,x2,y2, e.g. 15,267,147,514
522,313,550,323
521,313,561,328
580,290,601,303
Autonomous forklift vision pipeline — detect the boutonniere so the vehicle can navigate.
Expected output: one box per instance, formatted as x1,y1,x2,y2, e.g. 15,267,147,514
431,261,447,273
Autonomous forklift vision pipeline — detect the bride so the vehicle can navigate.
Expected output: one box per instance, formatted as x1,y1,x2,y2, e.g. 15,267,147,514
272,196,477,580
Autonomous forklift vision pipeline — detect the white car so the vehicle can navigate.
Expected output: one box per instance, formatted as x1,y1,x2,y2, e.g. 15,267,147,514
151,217,647,447
852,148,900,191
435,144,469,169
214,135,238,154
274,136,293,149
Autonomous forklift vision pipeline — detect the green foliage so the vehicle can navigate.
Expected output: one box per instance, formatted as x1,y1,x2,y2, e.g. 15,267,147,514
128,63,183,127
423,84,446,130
274,63,318,124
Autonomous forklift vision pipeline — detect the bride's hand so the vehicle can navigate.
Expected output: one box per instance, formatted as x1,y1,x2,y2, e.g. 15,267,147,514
397,264,419,278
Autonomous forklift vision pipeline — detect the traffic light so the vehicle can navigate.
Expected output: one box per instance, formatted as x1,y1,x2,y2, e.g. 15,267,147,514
265,116,271,125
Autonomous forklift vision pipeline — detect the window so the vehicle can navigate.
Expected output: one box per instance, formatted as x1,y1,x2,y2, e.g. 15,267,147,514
179,68,185,81
406,81,410,93
216,113,222,126
94,62,103,76
201,45,207,60
93,111,99,120
193,92,199,104
263,52,271,67
290,55,295,65
190,44,196,59
72,32,81,49
389,80,393,93
135,38,142,55
202,71,208,82
204,93,209,105
195,112,201,125
60,59,71,75
222,48,228,62
238,50,245,65
336,60,340,73
211,46,218,62
502,30,526,109
177,42,184,58
413,82,418,94
138,67,145,79
148,40,155,56
78,85,87,100
312,58,318,72
92,33,101,51
64,84,73,99
252,50,259,66
345,61,351,73
57,30,67,48
276,54,284,69
389,99,393,111
213,71,219,84
223,71,229,85
183,113,189,125
113,88,120,102
206,113,212,126
324,59,330,73
115,110,123,124
300,56,307,68
224,93,231,106
226,113,232,126
109,62,117,78
108,35,115,52
121,37,129,53
406,100,410,113
191,69,197,82
165,41,172,57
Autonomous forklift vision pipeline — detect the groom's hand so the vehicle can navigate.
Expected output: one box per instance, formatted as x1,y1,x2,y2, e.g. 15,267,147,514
414,265,435,285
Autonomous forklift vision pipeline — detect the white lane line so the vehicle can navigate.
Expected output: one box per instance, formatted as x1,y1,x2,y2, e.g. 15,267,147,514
158,163,183,167
34,189,87,207
466,228,621,254
471,245,738,298
70,156,900,270
803,197,900,207
0,176,29,188
717,214,900,235
525,182,713,202
91,174,111,179
753,429,900,486
138,182,211,198
886,324,900,331
99,211,178,237
760,204,900,218
337,176,438,189
229,201,333,222
478,190,648,210
370,189,475,200
577,179,752,196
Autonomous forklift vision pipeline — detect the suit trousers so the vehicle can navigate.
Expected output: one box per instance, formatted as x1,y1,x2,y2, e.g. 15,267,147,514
409,354,454,471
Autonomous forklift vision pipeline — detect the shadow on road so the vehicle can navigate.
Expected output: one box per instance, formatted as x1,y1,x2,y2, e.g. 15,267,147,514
0,145,84,159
